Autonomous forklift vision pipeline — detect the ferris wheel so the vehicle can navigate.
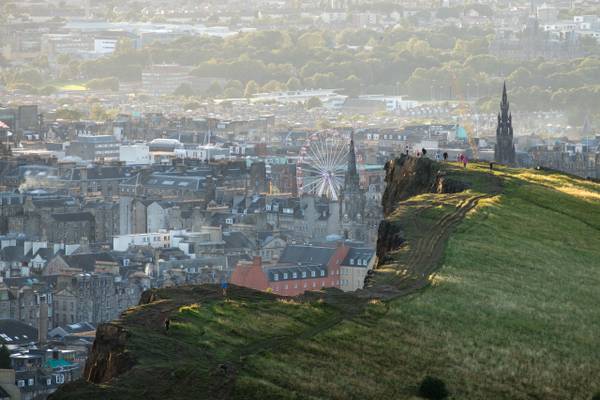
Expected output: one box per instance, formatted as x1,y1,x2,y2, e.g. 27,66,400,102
297,131,349,201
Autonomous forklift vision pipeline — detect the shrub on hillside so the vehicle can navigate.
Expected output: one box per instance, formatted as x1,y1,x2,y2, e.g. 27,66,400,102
418,376,449,400
591,393,600,400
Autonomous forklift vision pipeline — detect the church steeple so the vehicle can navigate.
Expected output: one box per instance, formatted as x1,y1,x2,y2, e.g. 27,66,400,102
344,131,360,190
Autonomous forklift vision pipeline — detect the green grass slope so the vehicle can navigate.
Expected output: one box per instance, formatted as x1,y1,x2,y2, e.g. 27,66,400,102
52,163,600,400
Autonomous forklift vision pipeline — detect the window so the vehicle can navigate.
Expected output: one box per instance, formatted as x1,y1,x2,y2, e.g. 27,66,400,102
283,273,288,279
28,378,34,386
292,272,297,279
273,274,279,281
349,259,354,265
56,374,65,384
320,270,325,277
18,380,24,388
46,378,52,386
311,271,316,277
302,271,307,278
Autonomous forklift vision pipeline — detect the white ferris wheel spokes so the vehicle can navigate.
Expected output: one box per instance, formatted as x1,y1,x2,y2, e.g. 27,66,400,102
297,132,349,201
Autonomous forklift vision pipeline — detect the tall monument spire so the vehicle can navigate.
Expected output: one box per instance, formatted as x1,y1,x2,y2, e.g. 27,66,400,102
344,131,359,190
339,130,366,232
495,82,516,165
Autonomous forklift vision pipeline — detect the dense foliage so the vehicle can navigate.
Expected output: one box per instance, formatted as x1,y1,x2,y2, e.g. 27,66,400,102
2,27,600,123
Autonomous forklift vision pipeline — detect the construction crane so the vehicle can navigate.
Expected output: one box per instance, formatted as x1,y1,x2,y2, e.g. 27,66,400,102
450,73,479,159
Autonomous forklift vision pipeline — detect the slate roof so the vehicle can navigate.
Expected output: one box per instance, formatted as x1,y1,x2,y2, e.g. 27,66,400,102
144,174,204,191
51,212,94,223
222,231,254,250
0,246,26,262
62,252,115,271
0,319,38,344
341,248,374,267
278,245,335,266
69,166,129,181
265,264,327,282
32,197,77,208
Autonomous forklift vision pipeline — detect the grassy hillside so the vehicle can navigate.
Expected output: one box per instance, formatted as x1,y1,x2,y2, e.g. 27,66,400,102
52,163,600,400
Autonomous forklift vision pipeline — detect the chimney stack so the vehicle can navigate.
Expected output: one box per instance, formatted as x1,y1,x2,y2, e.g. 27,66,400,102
38,297,48,346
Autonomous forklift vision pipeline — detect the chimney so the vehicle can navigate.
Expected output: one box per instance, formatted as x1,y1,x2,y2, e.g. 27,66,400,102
38,298,48,346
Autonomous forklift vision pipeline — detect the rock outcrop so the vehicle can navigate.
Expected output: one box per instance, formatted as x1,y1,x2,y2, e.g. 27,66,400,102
382,155,469,217
83,323,136,384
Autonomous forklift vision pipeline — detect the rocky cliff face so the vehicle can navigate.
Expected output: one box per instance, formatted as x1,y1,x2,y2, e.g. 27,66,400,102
381,155,469,217
377,155,468,261
83,323,136,384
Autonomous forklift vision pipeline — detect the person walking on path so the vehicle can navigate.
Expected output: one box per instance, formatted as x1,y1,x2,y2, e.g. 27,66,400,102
463,155,468,168
164,317,170,334
221,279,228,297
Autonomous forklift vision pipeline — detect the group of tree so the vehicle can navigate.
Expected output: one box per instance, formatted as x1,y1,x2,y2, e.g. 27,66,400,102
3,26,600,123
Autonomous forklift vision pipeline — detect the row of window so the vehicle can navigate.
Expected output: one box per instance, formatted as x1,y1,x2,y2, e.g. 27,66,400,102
272,269,326,281
17,374,64,388
348,258,370,266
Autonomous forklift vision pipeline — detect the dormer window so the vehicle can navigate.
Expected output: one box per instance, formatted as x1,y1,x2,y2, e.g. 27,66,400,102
349,259,354,265
274,273,279,281
283,273,288,279
292,272,297,279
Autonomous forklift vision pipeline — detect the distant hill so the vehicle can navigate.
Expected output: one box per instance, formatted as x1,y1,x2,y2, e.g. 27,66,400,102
51,156,600,400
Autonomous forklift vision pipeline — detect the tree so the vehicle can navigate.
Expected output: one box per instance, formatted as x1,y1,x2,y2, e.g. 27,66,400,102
39,85,57,96
261,80,284,93
341,75,361,96
418,376,449,400
286,77,302,91
204,81,222,97
90,104,108,121
173,83,195,97
0,345,11,369
55,108,83,120
305,97,322,109
244,80,259,98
